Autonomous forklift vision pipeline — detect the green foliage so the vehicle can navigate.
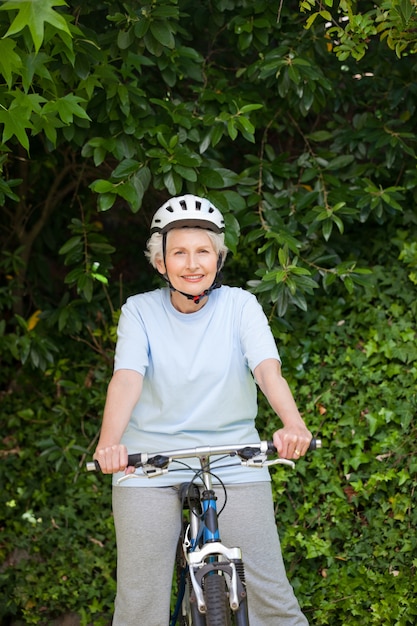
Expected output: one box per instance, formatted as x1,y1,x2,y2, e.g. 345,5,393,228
1,350,116,625
258,240,417,624
301,0,417,59
1,0,72,53
2,0,416,330
1,1,417,622
59,216,115,302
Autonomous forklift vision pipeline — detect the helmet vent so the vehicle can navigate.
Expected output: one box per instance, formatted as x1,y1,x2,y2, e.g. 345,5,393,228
208,207,214,213
195,200,201,210
166,205,174,213
179,200,187,210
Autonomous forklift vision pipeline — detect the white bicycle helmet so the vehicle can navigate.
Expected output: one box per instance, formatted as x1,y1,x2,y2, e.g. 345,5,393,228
150,194,225,234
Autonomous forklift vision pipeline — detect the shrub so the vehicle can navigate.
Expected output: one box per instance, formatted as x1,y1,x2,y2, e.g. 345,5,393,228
262,258,417,624
1,352,116,625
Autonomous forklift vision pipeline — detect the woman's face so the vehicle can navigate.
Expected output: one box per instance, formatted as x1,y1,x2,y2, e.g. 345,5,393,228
156,228,218,307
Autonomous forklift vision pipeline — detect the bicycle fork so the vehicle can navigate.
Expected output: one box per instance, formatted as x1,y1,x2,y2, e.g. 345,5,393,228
185,488,249,618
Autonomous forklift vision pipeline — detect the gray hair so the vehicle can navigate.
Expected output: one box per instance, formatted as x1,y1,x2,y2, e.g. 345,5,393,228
145,229,228,270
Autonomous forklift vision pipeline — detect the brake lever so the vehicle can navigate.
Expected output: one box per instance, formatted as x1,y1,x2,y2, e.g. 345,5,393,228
241,455,295,470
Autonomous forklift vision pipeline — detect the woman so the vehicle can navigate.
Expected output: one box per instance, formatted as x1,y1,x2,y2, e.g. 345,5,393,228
94,194,312,626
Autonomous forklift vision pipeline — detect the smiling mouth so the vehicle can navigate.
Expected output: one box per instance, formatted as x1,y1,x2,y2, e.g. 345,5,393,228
182,274,204,281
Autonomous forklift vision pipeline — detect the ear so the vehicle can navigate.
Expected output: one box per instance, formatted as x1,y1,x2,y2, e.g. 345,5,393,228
155,257,166,275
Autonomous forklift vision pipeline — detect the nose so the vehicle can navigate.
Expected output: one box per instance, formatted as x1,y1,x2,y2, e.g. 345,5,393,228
186,253,199,270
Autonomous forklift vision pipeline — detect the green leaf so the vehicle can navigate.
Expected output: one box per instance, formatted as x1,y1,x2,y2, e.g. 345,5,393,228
173,164,197,182
290,290,308,311
332,214,344,234
223,213,240,254
278,247,289,267
239,104,263,114
127,168,150,213
210,125,224,148
45,94,91,125
114,181,138,205
236,116,255,134
164,170,181,195
1,0,71,53
322,271,337,290
305,12,319,29
343,275,354,293
0,106,33,152
58,236,82,256
77,273,93,301
318,10,332,21
199,132,211,154
90,179,115,194
227,119,238,140
198,168,226,188
322,219,333,241
134,17,150,39
274,269,288,283
117,27,135,50
149,20,175,49
111,159,140,180
0,39,22,88
97,193,116,212
91,272,108,285
289,265,311,276
209,190,246,213
288,64,301,84
143,26,167,56
308,130,333,142
64,266,83,284
326,155,355,170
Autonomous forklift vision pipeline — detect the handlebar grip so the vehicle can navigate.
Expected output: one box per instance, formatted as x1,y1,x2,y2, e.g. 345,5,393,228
86,453,146,472
127,453,144,467
267,437,321,455
86,460,101,472
309,437,322,450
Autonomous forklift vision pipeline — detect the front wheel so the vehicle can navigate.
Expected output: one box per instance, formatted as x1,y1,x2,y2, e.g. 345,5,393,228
204,574,231,626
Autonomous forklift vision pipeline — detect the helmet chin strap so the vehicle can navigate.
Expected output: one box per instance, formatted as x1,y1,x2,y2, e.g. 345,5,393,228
162,232,222,305
168,277,222,305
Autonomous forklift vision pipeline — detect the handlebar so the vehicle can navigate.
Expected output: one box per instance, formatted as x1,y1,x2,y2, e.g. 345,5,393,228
86,438,321,474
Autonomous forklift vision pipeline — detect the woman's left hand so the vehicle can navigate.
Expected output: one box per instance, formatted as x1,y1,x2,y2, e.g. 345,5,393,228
272,425,312,460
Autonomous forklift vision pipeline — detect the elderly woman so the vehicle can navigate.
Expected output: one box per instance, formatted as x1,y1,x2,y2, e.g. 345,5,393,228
94,194,312,626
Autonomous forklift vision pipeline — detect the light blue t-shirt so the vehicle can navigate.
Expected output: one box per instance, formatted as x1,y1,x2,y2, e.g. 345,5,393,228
113,285,280,486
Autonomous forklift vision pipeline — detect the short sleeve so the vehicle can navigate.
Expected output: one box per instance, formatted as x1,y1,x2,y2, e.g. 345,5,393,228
113,297,150,374
239,292,280,372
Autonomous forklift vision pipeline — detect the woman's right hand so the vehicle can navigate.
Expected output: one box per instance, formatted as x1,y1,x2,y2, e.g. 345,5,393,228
93,444,135,474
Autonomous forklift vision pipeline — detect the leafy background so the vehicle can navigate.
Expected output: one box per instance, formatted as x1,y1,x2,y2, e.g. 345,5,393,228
1,0,417,624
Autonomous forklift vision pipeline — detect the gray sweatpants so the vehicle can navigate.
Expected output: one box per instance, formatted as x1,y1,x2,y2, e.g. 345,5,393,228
112,482,308,626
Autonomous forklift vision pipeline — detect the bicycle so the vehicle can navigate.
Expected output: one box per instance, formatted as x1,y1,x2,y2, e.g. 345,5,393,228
87,438,320,626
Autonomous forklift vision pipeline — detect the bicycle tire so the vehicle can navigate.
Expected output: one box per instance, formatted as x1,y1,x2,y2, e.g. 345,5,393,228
203,574,231,626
